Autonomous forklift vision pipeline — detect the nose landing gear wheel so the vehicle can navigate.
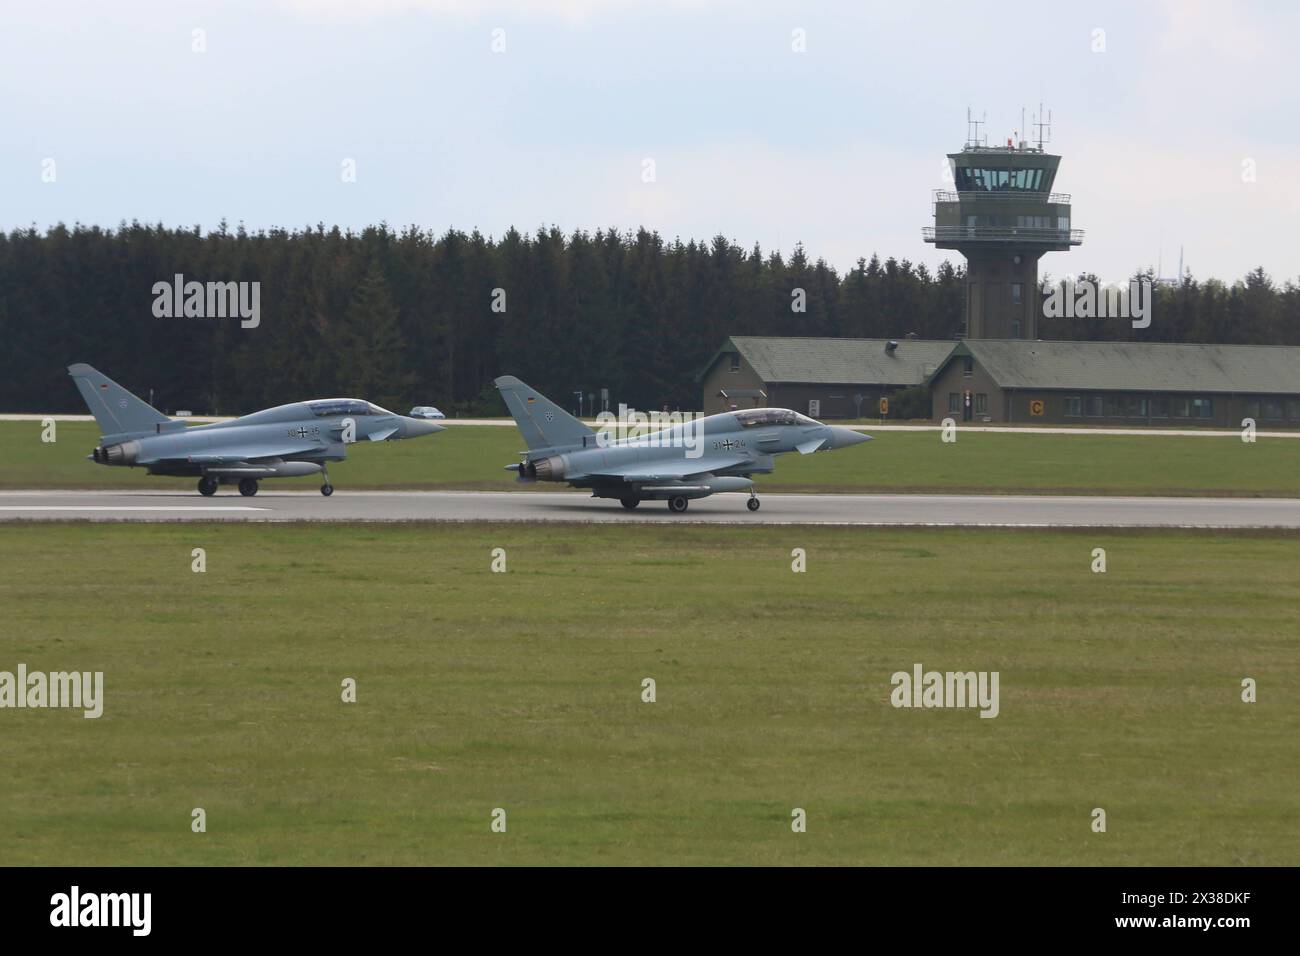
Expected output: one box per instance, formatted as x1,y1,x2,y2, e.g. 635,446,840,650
238,478,259,497
747,497,760,512
321,484,334,497
668,495,689,513
197,476,218,497
620,496,639,509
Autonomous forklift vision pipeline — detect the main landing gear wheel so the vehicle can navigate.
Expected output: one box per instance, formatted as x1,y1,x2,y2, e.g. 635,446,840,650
238,478,259,497
320,465,333,497
668,495,689,514
747,497,761,512
620,496,639,509
321,484,334,497
197,476,218,497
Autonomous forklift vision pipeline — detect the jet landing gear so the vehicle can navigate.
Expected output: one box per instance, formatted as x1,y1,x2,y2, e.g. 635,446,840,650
197,476,218,497
747,490,761,512
620,495,639,509
668,495,689,514
238,478,259,497
320,464,334,497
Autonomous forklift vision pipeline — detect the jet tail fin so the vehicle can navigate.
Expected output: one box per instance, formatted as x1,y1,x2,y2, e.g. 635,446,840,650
68,364,173,442
494,375,596,454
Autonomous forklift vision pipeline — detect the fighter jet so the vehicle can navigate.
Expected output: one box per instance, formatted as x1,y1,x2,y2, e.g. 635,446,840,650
69,363,444,496
495,375,870,512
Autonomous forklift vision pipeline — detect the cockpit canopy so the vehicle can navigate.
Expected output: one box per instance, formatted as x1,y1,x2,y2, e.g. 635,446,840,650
305,399,393,417
733,408,818,428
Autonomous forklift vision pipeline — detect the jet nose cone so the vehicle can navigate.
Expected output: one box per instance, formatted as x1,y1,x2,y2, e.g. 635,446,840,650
828,426,871,450
402,417,446,438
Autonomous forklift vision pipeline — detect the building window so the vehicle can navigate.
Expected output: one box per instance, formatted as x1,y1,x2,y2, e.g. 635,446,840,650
729,353,740,373
1151,396,1169,418
962,357,973,377
1085,395,1103,417
1191,397,1214,419
974,393,988,415
1123,396,1148,417
1245,399,1260,419
955,167,1045,191
1065,395,1082,417
948,392,960,413
1262,398,1283,420
1011,283,1022,305
1010,319,1020,337
1287,400,1300,421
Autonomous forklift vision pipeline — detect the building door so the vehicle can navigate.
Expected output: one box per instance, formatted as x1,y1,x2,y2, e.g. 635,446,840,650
963,389,973,422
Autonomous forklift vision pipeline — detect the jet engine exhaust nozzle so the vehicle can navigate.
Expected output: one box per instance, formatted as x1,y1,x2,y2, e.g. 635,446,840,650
97,441,140,465
532,455,567,481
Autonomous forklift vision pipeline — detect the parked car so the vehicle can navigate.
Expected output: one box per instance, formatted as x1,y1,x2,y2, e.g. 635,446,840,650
409,406,446,420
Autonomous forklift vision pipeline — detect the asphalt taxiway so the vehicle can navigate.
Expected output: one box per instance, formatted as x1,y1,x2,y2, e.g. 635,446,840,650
0,490,1297,527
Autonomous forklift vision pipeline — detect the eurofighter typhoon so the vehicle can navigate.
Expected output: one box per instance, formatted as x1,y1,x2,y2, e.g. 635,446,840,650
495,375,870,512
69,364,443,496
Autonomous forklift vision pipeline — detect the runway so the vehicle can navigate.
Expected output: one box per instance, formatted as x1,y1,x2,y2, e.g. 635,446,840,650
1,490,1298,527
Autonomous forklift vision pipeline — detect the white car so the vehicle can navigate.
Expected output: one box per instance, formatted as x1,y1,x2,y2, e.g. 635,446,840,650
409,406,446,420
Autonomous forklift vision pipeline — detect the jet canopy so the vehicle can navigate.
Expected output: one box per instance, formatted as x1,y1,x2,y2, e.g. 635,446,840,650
733,408,818,427
305,399,394,417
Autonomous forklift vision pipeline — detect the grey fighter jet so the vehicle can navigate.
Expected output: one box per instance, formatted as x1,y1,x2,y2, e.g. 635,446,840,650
495,375,870,513
69,364,443,496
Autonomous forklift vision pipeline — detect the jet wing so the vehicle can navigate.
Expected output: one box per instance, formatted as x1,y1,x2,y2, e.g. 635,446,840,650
582,453,749,483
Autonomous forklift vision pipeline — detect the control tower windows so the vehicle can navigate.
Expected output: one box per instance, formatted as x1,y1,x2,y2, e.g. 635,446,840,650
955,167,1045,191
962,214,1062,229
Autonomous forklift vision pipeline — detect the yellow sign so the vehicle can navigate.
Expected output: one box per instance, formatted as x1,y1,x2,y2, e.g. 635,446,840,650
878,397,889,416
1029,399,1045,416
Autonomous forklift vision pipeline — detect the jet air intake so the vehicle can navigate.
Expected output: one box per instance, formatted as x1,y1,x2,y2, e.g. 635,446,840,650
203,460,323,478
634,476,754,500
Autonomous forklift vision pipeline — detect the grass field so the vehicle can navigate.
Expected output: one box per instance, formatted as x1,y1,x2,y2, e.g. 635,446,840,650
5,421,1299,496
1,522,1295,865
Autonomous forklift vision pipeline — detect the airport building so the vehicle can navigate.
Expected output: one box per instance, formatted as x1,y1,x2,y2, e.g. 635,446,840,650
699,117,1300,427
927,339,1300,426
697,336,956,418
700,335,1300,426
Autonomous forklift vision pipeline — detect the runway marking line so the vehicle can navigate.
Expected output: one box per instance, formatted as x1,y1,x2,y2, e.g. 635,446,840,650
0,506,267,512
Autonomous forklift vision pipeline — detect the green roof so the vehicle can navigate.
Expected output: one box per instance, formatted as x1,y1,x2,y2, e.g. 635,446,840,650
945,340,1300,394
716,336,957,387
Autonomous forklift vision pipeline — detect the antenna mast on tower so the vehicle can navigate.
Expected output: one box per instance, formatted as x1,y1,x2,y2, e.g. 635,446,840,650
1031,103,1052,151
965,107,987,149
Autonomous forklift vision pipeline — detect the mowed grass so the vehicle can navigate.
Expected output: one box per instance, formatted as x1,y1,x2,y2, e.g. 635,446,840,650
0,523,1296,865
5,421,1299,496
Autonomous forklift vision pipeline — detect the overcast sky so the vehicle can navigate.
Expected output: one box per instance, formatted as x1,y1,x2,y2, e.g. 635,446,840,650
4,0,1297,283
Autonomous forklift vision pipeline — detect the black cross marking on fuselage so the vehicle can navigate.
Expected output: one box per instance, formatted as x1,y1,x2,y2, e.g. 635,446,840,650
720,439,736,449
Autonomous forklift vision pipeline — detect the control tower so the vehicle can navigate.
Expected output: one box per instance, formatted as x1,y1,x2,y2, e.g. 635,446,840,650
923,110,1083,339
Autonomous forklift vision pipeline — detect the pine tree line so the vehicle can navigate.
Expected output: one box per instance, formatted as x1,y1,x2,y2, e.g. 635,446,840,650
1,221,1295,415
